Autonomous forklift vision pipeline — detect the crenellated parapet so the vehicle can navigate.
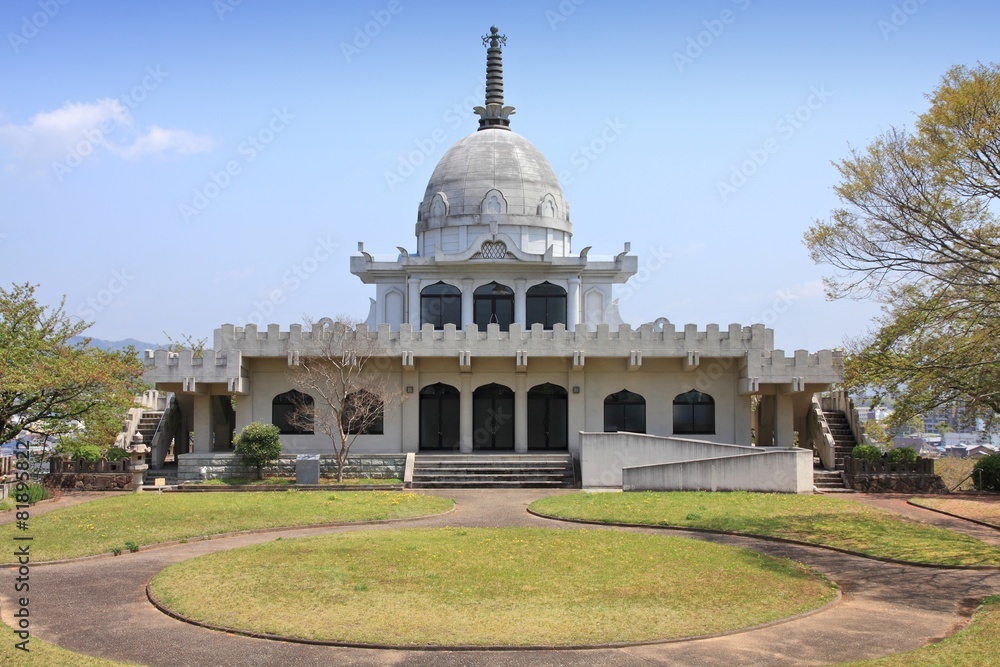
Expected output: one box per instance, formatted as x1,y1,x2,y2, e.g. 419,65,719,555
142,348,249,394
738,348,843,395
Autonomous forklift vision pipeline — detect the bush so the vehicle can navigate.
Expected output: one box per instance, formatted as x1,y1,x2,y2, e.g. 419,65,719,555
124,540,139,553
74,445,102,462
851,444,883,463
234,421,283,480
886,447,918,464
973,453,1000,492
105,447,129,461
24,483,50,504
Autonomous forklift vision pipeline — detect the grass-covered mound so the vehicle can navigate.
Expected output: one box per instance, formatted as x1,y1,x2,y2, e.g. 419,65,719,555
149,527,836,647
530,492,1000,567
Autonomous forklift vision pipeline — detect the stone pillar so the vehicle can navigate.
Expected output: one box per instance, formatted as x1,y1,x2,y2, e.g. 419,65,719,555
514,278,526,327
568,277,581,333
514,372,528,453
734,393,753,445
407,277,420,325
567,377,585,455
401,369,419,453
775,394,796,448
462,278,474,329
192,393,213,453
459,373,473,453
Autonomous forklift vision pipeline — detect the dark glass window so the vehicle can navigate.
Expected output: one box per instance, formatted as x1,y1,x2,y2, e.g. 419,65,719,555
419,383,460,450
342,390,383,435
272,390,313,435
421,282,462,329
473,282,514,331
673,390,715,435
604,390,646,434
526,282,567,329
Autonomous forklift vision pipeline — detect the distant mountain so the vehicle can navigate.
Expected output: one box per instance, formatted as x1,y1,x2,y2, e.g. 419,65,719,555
69,336,162,353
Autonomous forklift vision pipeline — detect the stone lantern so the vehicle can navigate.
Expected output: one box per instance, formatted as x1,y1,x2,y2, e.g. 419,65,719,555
129,432,150,491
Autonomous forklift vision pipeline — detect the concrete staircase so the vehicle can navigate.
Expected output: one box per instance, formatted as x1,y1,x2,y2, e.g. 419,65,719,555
815,410,857,492
136,410,163,449
410,453,576,489
142,463,178,486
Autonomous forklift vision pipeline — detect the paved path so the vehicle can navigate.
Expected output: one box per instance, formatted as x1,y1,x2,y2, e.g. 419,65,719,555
3,490,1000,666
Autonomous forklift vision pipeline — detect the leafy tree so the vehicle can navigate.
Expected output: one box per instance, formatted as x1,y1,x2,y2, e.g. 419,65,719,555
972,453,1000,492
0,282,144,450
863,419,892,448
288,318,400,482
233,421,282,480
805,64,1000,431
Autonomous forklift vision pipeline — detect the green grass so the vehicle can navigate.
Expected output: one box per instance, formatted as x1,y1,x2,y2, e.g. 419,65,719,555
196,477,403,486
936,458,978,491
530,492,1000,567
0,491,452,563
149,527,835,646
0,498,13,512
0,623,137,666
910,497,1000,526
841,596,1000,666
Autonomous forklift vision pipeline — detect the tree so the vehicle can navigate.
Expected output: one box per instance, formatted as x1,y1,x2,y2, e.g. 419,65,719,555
233,421,283,480
805,63,1000,431
0,282,144,451
287,318,399,482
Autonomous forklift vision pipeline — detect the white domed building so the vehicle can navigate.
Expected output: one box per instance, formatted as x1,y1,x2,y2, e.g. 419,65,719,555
143,28,842,491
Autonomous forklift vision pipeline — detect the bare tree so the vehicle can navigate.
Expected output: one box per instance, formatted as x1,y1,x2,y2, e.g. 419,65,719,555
287,317,399,482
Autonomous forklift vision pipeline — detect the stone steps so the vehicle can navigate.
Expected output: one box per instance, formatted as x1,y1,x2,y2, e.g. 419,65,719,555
411,453,576,489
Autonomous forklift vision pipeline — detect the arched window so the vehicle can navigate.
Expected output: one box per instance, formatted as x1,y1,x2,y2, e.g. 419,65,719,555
526,282,567,329
272,390,313,435
673,390,715,435
421,282,461,329
473,282,514,331
419,383,460,450
604,390,646,433
342,390,384,435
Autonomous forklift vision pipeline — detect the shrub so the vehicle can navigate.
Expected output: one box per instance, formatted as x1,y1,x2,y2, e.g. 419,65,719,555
886,447,917,464
74,445,102,462
111,546,122,556
972,453,1000,492
105,447,129,461
851,444,883,463
234,421,283,480
124,540,139,553
25,483,50,504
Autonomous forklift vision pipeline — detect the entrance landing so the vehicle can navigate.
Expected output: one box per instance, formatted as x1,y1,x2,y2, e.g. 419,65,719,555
410,452,576,489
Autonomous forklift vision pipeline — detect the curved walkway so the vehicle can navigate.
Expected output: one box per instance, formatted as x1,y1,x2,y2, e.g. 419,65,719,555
3,490,1000,666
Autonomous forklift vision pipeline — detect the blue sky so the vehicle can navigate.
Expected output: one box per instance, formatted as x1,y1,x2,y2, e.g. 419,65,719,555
2,0,998,352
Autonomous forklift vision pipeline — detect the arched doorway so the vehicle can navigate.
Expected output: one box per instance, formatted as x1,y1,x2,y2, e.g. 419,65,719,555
527,383,568,450
472,383,514,450
419,383,460,450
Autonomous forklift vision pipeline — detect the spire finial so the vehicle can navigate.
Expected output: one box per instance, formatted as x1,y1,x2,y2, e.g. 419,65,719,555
474,26,515,131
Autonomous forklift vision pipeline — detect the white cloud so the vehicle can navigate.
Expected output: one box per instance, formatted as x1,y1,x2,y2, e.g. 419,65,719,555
0,99,213,173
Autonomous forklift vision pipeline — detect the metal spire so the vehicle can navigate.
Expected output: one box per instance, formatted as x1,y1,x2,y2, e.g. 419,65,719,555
474,26,515,131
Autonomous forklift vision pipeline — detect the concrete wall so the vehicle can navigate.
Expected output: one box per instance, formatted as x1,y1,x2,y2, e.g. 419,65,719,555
580,431,812,493
623,449,813,494
176,452,406,482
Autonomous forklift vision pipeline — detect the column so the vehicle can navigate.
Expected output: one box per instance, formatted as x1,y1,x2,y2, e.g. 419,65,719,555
514,278,526,327
567,377,585,455
459,373,473,453
567,277,581,332
401,369,419,453
462,278,474,329
514,372,528,453
192,393,212,453
407,277,420,326
775,394,796,448
734,393,753,445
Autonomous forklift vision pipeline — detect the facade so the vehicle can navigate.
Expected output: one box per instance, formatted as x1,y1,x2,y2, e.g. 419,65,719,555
143,28,842,482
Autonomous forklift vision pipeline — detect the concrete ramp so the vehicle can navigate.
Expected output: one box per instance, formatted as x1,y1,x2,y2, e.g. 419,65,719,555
579,432,813,493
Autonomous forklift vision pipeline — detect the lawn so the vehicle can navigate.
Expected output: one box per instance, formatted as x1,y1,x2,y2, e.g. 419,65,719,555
0,623,136,666
936,458,979,491
148,527,836,647
0,491,452,563
910,497,1000,527
529,492,1000,566
843,596,1000,666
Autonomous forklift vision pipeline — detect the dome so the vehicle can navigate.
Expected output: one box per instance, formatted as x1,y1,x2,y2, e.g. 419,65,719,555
418,128,570,235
